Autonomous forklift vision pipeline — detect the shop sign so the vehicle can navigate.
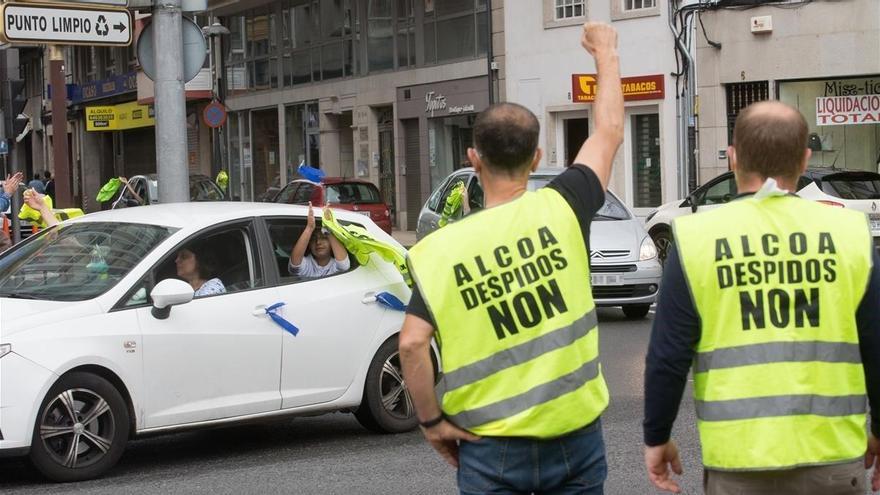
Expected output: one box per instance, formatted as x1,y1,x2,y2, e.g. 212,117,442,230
425,91,447,117
816,95,880,126
86,101,155,131
76,71,137,103
449,104,475,115
572,74,665,102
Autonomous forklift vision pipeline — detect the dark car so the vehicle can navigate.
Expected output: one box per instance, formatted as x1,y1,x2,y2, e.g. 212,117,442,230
273,178,393,234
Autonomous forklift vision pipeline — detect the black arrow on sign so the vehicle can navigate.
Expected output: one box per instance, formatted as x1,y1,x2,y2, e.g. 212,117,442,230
114,23,126,33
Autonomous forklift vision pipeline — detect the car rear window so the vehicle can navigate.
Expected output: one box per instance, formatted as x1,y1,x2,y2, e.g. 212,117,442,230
820,172,880,200
326,183,382,204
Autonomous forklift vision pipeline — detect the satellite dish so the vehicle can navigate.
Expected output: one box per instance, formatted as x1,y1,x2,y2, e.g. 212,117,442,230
137,16,207,83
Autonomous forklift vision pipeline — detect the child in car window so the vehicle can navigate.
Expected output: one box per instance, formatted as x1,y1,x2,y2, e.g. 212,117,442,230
290,202,350,278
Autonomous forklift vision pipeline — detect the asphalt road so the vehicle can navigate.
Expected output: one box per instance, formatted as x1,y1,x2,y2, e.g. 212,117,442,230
0,309,728,494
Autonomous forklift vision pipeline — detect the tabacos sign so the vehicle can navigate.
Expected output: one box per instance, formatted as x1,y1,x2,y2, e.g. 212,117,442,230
572,74,665,102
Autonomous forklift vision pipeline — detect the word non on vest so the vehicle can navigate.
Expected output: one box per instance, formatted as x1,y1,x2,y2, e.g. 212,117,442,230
453,227,571,340
714,232,837,331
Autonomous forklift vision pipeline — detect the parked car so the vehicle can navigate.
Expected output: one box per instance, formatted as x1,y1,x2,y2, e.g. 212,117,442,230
112,174,225,208
417,168,662,318
645,168,880,264
0,202,420,481
273,178,393,234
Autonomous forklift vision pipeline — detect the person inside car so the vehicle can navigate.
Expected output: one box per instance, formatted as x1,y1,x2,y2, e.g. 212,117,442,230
289,202,350,278
175,242,226,297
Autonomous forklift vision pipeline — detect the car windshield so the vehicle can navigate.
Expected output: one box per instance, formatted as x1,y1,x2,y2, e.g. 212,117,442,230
326,183,382,204
528,175,630,220
0,222,177,301
820,173,880,200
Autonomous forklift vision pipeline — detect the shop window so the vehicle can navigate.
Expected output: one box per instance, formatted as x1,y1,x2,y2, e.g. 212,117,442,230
632,113,662,208
779,77,880,172
543,0,587,29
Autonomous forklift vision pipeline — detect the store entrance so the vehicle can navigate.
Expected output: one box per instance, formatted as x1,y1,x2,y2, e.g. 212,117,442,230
564,118,589,167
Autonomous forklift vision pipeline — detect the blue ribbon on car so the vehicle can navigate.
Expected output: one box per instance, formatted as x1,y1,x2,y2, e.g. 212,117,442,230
266,302,299,336
375,292,407,312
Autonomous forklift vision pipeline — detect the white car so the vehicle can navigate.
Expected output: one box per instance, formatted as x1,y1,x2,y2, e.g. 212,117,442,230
645,168,880,263
0,203,420,481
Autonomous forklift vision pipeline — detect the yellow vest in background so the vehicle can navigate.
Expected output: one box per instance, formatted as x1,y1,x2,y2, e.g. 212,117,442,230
409,188,608,438
675,195,871,470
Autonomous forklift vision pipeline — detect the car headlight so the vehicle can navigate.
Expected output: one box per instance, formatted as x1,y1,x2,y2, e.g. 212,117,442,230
0,343,11,359
640,237,658,261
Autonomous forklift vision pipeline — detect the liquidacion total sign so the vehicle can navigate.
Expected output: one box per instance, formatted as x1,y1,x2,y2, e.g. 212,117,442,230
816,95,880,126
0,3,131,46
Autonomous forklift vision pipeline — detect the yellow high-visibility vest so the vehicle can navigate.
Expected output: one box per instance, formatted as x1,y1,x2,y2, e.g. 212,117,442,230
409,188,608,438
675,194,871,470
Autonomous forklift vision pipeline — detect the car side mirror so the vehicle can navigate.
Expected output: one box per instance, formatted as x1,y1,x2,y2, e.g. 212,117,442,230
150,278,194,320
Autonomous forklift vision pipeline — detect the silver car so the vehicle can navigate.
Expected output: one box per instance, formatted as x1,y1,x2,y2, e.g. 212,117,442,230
416,168,662,318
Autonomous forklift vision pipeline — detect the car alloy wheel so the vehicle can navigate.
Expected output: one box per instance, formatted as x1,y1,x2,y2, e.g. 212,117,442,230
379,350,414,420
39,388,116,470
652,230,674,265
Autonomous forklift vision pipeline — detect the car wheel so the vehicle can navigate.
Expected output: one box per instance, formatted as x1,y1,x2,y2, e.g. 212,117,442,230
622,304,651,319
29,372,130,482
652,229,674,266
354,336,418,434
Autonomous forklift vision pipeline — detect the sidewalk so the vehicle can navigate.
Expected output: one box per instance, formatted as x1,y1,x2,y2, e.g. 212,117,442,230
392,230,417,249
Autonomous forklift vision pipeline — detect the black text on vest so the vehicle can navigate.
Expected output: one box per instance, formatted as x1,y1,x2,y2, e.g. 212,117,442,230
713,232,837,331
453,227,572,340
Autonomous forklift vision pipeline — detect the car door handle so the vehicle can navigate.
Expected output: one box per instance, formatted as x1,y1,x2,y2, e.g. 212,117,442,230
362,292,377,304
252,304,267,316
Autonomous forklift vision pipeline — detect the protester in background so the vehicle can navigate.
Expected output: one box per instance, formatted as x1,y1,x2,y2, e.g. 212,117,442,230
23,188,58,228
28,173,45,194
43,171,54,201
0,172,23,212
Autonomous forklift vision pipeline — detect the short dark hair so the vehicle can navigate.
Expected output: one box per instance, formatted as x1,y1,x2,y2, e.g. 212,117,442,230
43,171,51,179
733,101,809,182
473,103,540,176
33,173,40,181
189,242,219,279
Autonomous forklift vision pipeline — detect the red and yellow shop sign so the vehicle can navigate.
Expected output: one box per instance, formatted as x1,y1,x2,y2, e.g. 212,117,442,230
86,101,155,132
572,74,665,102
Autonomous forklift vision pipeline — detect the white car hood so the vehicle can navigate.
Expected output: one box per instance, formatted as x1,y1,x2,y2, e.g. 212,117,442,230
589,219,643,260
0,298,103,338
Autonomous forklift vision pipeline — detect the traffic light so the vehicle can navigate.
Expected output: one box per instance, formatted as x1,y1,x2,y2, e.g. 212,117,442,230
3,79,27,140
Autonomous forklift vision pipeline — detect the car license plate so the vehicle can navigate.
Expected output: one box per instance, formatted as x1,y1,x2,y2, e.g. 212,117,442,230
355,211,371,217
871,214,880,232
591,274,623,286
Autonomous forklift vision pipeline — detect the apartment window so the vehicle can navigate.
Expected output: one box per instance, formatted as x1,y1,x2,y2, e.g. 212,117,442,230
611,0,660,20
555,0,584,20
544,0,587,29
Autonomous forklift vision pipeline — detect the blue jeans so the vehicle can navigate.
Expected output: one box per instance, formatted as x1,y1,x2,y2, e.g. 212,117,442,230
457,419,607,495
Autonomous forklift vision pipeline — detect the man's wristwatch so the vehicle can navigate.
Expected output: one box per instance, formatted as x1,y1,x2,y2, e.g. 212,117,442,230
419,414,444,429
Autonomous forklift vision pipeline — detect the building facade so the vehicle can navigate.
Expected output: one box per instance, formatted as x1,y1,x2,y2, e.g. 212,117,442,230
504,0,680,215
211,0,493,229
696,0,880,183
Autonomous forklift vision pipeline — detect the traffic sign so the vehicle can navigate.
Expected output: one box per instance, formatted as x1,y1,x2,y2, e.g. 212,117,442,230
203,101,227,128
137,16,206,83
0,3,132,46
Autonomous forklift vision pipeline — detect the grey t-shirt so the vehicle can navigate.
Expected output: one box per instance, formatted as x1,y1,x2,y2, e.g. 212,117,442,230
289,255,351,278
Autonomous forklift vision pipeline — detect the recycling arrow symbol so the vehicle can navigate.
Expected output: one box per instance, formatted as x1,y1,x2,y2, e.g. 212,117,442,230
95,15,109,36
114,22,126,33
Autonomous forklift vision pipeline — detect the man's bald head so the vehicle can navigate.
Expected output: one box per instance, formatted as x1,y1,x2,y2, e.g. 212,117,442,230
473,103,540,177
733,101,809,182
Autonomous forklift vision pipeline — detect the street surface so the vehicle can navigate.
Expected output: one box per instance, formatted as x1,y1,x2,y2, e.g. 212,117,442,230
0,308,870,494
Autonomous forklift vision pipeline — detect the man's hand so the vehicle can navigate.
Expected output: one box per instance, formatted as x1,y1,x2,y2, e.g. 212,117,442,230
422,421,480,468
645,441,683,493
3,172,22,196
866,434,880,491
306,201,316,231
581,22,618,60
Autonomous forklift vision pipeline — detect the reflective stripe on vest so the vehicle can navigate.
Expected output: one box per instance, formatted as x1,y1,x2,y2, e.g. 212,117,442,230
675,195,871,470
409,188,609,438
